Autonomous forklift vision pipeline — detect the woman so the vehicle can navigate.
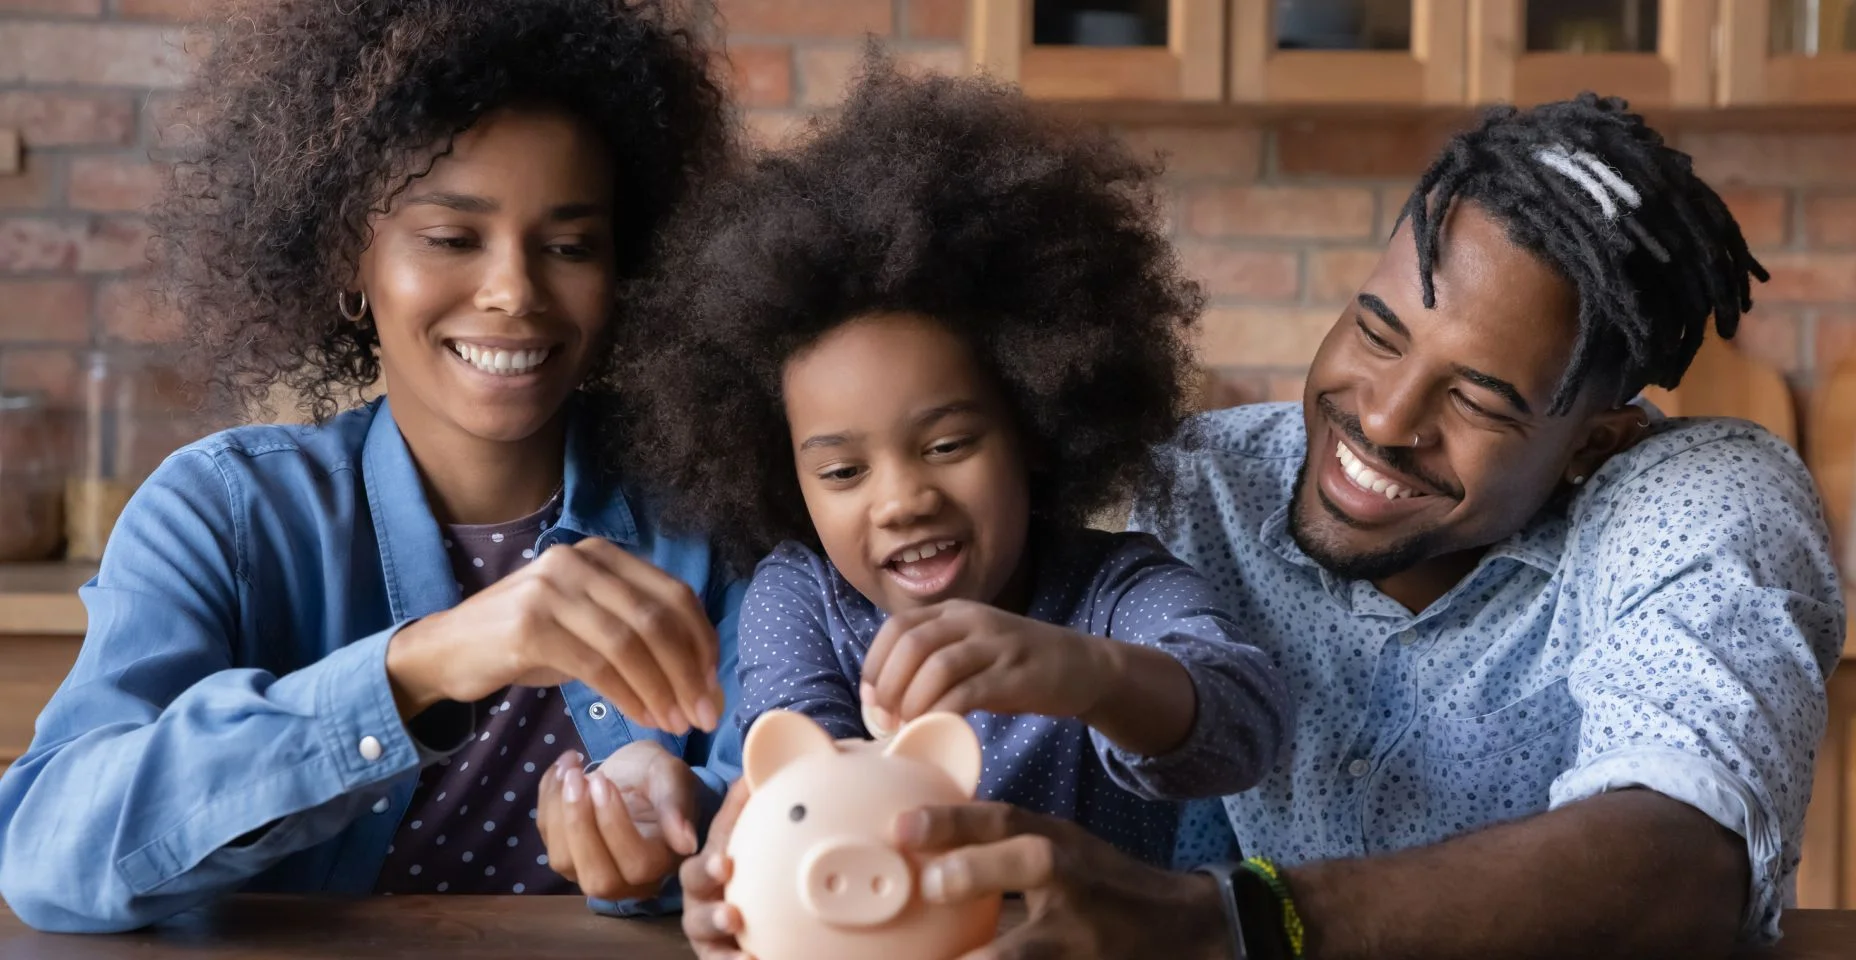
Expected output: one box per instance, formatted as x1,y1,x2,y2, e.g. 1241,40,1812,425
0,0,740,932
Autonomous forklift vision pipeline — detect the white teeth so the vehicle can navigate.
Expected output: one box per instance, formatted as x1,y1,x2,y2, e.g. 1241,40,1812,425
451,342,550,376
1335,442,1419,501
894,540,957,566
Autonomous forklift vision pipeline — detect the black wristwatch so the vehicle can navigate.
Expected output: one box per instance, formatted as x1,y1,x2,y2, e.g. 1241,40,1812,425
1191,862,1293,960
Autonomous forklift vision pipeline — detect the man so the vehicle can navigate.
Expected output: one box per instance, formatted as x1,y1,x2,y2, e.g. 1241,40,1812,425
684,94,1845,959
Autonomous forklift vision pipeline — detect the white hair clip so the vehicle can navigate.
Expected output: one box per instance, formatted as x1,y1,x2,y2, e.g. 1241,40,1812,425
1534,144,1671,263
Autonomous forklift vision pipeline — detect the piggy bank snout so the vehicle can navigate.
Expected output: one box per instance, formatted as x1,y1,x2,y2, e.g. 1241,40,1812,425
797,838,914,928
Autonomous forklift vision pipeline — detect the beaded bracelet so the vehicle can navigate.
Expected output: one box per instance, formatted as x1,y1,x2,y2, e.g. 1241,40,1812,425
1239,856,1306,959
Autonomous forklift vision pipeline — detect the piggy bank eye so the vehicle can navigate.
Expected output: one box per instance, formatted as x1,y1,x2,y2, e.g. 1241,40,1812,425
788,804,807,823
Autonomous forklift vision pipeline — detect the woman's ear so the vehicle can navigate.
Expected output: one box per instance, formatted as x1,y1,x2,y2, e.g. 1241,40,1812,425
1563,406,1649,487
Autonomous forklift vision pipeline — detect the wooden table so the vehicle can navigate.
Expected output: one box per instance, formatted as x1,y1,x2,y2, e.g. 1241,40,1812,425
3,897,1856,958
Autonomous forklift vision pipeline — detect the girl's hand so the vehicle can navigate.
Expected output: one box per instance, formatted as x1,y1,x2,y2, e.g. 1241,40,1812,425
679,779,753,960
859,601,1118,729
536,743,701,901
385,537,722,734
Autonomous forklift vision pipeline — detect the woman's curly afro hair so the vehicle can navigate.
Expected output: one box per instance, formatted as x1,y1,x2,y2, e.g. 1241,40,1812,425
152,0,731,422
618,53,1202,566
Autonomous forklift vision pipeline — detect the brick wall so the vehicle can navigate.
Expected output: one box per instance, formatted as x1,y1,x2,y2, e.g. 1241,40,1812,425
3,0,1855,456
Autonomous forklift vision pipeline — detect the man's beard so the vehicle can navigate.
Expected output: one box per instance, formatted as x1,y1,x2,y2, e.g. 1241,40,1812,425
1287,456,1441,582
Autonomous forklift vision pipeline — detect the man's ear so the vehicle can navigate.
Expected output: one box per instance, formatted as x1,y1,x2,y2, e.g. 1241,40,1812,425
1563,405,1648,487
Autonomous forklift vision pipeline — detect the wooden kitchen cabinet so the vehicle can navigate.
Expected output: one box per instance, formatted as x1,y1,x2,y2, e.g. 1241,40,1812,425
1467,0,1715,107
1227,0,1467,103
969,0,1227,101
1719,0,1856,104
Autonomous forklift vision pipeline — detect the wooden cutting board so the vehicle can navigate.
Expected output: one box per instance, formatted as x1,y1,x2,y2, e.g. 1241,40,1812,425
1809,349,1856,569
1641,332,1798,447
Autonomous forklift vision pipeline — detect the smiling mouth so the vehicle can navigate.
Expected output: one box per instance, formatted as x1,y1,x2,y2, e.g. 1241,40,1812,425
1335,442,1431,501
882,539,963,596
447,340,552,377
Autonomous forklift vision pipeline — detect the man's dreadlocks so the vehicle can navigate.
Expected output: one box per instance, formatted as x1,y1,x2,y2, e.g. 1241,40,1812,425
1401,92,1768,415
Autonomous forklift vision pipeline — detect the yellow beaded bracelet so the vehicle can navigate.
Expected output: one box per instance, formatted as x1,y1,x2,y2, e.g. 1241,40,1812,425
1240,856,1306,959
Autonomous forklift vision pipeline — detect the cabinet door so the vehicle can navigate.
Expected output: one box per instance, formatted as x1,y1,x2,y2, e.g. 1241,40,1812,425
1468,0,1714,107
1228,0,1468,103
971,0,1226,101
1720,0,1856,104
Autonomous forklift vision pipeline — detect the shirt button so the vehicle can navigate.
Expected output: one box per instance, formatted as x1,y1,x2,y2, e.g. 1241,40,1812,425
358,735,383,762
1399,630,1418,646
371,797,390,815
1347,757,1371,778
588,702,609,721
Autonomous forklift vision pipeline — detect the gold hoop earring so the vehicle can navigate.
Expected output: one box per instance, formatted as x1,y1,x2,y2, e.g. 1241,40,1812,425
337,290,369,323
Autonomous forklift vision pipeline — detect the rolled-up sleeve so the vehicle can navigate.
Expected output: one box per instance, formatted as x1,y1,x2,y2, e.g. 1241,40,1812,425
1548,432,1843,944
1087,535,1294,801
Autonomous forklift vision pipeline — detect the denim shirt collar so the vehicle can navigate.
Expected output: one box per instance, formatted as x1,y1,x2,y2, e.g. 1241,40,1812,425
360,393,639,624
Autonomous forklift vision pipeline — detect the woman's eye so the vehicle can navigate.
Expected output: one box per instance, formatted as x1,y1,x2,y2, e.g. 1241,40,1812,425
927,437,971,457
820,465,861,482
548,242,595,260
419,235,474,250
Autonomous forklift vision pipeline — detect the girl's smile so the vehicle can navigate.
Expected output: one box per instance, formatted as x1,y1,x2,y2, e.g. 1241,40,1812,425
782,312,1034,615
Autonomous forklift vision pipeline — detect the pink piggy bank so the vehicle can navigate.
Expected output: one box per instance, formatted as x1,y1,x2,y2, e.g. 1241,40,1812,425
725,709,1002,960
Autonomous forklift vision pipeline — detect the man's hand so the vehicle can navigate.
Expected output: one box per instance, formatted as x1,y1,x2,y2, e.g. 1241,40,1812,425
536,741,701,901
680,779,753,960
896,802,1231,960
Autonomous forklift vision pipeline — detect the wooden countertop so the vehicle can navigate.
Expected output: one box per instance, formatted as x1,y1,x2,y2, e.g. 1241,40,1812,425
0,562,92,635
2,895,1852,958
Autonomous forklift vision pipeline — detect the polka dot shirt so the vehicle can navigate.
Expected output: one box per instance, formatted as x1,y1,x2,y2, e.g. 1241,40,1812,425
1130,403,1845,942
736,528,1293,869
375,492,583,895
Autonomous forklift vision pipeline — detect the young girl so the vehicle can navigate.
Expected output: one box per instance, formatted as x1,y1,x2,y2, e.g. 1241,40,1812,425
621,57,1291,881
0,0,740,931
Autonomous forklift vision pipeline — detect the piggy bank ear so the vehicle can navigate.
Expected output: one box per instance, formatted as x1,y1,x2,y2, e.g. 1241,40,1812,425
882,712,982,797
742,710,838,789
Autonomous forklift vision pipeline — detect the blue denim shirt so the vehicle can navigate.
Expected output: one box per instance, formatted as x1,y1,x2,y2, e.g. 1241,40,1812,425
0,397,746,932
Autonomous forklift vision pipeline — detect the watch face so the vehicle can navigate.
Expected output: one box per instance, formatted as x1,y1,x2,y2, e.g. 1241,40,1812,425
1232,869,1287,960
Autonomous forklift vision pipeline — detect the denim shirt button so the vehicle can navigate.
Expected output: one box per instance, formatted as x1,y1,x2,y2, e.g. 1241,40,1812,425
588,702,609,721
358,735,383,762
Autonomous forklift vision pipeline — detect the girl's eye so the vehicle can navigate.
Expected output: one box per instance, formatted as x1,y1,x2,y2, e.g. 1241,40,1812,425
927,437,971,457
419,234,475,250
819,465,862,483
547,242,595,260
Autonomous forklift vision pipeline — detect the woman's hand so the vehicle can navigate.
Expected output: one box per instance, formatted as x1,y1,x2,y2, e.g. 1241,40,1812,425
385,537,722,733
536,742,702,901
859,600,1116,729
679,779,753,960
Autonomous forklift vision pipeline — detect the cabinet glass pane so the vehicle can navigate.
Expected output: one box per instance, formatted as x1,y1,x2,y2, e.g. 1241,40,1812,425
1771,0,1856,55
1524,0,1659,53
1274,0,1413,51
1033,0,1168,46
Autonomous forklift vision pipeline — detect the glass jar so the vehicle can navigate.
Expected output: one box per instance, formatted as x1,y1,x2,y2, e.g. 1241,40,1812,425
65,351,149,562
0,391,67,562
